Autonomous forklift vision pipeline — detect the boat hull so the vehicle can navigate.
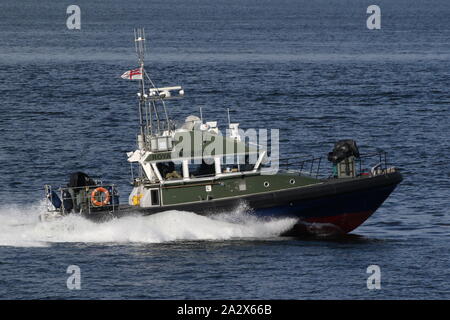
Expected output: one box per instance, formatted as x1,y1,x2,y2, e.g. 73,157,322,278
254,176,400,234
103,171,402,236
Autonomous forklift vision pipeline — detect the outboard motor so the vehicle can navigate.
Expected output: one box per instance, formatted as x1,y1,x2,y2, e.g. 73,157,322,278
67,172,97,213
328,140,360,178
68,172,97,188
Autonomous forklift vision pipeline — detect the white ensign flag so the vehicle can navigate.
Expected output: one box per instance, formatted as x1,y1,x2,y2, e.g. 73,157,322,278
121,68,143,80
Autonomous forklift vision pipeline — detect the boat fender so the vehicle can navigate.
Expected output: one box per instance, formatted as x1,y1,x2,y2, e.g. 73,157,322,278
46,190,62,209
91,187,111,207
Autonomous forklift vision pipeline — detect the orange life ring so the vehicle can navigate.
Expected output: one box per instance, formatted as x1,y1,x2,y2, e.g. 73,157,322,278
91,187,110,207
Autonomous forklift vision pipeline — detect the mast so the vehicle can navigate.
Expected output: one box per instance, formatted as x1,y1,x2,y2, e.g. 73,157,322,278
134,28,146,147
130,28,184,153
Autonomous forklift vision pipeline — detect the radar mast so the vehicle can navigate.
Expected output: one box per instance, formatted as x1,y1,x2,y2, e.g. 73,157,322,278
132,28,184,151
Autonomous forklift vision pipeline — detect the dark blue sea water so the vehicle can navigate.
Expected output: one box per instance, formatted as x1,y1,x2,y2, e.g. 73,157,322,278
0,0,449,299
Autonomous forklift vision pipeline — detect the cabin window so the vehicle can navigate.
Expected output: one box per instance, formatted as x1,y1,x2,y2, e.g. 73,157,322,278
156,161,182,180
221,155,254,173
189,159,215,178
150,189,160,206
240,154,255,172
221,155,238,173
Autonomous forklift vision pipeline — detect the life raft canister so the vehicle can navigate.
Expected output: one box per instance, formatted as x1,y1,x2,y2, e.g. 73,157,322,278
90,187,111,207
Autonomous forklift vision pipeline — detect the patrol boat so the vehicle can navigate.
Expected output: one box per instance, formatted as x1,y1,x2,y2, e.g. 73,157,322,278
43,29,403,235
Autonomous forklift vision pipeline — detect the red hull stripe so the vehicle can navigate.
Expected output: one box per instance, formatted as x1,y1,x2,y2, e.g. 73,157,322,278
304,210,375,233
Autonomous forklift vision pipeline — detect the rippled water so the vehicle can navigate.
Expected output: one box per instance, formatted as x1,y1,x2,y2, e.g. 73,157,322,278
0,0,449,299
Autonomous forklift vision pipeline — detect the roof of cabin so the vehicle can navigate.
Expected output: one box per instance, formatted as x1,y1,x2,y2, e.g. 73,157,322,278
144,129,261,162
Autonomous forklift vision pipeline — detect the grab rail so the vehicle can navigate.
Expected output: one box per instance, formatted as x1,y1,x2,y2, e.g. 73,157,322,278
44,184,119,214
279,151,389,179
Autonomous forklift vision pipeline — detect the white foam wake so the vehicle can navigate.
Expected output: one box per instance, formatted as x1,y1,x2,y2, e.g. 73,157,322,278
0,202,297,247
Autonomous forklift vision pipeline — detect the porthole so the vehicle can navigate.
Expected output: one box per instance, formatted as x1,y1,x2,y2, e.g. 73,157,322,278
263,181,270,188
289,179,296,185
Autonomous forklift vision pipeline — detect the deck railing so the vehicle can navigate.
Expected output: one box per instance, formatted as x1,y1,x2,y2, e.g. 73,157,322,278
279,151,389,179
45,184,119,214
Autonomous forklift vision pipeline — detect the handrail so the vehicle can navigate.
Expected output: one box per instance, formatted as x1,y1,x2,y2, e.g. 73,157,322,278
279,151,389,179
45,184,119,214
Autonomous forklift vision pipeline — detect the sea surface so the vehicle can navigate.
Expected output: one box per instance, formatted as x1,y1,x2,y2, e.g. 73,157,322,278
0,0,449,299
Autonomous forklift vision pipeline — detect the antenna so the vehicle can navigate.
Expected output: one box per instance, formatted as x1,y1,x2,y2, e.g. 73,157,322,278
134,28,146,66
227,108,231,127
